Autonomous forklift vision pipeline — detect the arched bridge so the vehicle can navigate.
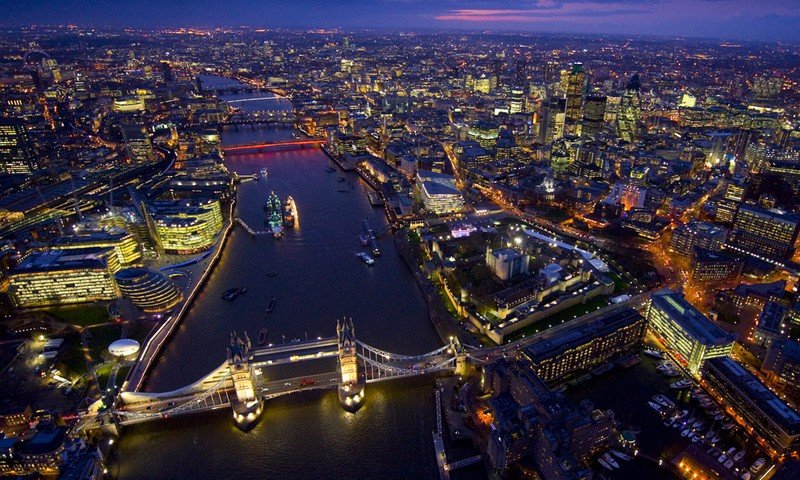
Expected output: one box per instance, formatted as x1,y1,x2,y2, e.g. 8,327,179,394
110,319,476,431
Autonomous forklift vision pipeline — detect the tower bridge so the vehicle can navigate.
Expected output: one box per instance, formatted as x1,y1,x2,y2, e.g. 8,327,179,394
111,319,473,431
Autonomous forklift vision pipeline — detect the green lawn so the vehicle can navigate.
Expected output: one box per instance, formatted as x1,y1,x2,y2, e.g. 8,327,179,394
85,324,123,360
50,304,109,327
505,296,610,343
607,272,631,294
57,334,88,378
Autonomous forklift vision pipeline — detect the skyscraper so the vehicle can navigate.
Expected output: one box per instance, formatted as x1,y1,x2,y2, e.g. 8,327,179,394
0,117,38,174
540,98,566,144
122,125,155,164
727,204,800,262
563,63,587,135
617,74,641,143
508,87,525,114
581,94,607,139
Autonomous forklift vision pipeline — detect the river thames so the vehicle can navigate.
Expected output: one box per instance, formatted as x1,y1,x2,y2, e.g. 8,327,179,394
111,120,486,479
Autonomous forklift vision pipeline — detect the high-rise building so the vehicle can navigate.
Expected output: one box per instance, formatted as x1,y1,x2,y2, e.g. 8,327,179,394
581,94,606,139
617,74,641,143
122,125,155,164
540,98,566,144
508,87,525,114
144,197,223,254
563,63,586,131
47,230,142,268
646,289,735,374
726,204,800,262
159,61,173,83
716,181,746,223
523,308,645,382
8,248,119,308
670,220,727,256
702,356,800,458
763,339,800,404
0,117,38,174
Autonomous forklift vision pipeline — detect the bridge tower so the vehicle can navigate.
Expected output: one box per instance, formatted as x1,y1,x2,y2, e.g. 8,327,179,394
228,332,263,431
450,336,470,377
337,318,365,412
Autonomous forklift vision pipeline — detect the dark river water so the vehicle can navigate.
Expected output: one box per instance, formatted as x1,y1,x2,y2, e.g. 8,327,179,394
110,122,486,479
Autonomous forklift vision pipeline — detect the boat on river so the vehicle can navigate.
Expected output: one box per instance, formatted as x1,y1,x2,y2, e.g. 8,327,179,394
283,196,296,227
265,192,284,238
357,252,375,265
222,287,247,301
257,328,268,346
266,297,277,313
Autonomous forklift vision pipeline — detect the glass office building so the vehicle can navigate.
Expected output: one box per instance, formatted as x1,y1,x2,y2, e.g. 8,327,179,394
646,289,735,374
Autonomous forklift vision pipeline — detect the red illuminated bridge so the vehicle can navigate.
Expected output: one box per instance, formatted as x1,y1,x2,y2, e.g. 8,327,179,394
222,138,326,154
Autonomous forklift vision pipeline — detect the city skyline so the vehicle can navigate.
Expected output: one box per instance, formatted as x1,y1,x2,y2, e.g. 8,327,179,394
1,0,799,42
1,16,800,480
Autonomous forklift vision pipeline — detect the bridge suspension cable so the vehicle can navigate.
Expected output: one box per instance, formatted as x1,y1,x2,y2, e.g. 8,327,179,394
356,341,453,362
359,354,456,382
115,373,232,423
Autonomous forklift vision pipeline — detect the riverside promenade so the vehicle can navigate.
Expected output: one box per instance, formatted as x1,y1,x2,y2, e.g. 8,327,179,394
123,200,237,392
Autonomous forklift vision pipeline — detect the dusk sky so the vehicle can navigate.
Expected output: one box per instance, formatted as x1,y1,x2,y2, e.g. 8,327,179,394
4,0,800,42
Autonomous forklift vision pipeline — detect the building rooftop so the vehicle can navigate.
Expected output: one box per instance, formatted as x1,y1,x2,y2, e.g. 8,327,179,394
705,356,800,434
525,308,643,363
12,247,111,273
651,289,735,346
420,181,460,197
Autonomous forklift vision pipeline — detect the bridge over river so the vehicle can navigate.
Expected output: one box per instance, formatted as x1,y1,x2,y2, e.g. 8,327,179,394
222,138,325,155
91,319,478,431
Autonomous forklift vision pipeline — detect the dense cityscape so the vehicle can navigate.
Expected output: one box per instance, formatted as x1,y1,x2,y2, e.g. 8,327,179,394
0,16,799,480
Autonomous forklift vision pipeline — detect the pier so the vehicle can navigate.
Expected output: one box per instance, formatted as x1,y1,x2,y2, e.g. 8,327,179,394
234,217,271,236
362,219,381,256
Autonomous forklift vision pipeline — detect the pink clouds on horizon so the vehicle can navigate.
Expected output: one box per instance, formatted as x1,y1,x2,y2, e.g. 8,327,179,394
434,0,799,25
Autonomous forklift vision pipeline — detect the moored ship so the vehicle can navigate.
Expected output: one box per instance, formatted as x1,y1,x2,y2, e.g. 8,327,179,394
265,191,284,238
283,196,296,227
356,252,375,265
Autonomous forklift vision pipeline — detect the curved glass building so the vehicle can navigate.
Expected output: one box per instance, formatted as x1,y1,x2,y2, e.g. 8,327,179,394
115,267,183,312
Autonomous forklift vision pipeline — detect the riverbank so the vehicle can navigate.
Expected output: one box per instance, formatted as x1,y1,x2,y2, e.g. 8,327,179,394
123,197,237,392
393,229,477,347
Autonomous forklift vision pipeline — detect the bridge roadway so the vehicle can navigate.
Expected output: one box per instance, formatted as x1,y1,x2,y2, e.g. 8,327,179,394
113,295,650,426
222,139,325,154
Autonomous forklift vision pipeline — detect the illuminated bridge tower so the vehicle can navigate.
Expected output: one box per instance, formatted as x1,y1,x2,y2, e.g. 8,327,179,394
337,318,365,412
228,331,263,431
451,336,470,377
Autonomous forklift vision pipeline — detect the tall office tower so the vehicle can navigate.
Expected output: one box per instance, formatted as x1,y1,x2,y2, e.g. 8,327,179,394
493,52,505,87
751,76,783,100
508,87,525,114
122,125,155,164
0,117,38,174
540,98,566,144
563,63,587,135
716,181,746,224
732,128,754,162
727,204,800,261
775,128,792,148
581,95,607,139
616,74,641,143
159,61,173,83
543,61,560,86
514,58,527,86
